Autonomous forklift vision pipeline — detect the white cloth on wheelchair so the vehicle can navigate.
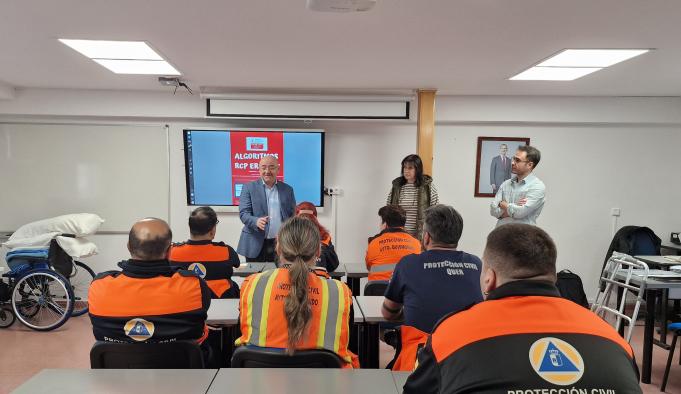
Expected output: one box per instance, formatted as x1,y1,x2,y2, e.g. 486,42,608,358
55,236,98,258
8,213,104,240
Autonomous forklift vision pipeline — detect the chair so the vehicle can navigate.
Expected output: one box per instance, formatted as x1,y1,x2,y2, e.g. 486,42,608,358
661,322,681,391
363,280,389,296
230,346,344,368
90,340,205,369
591,252,649,342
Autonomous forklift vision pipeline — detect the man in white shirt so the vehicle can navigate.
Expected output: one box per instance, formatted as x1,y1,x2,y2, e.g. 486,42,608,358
490,145,545,227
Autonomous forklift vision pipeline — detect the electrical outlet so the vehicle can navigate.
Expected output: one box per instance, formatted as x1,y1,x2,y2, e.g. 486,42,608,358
324,186,343,196
611,208,621,217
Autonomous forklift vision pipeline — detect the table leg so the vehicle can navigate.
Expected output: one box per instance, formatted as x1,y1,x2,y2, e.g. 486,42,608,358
642,289,657,384
366,323,380,369
347,277,361,296
661,289,669,344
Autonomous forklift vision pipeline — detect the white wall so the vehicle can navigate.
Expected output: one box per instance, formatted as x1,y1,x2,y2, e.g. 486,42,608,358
2,88,680,300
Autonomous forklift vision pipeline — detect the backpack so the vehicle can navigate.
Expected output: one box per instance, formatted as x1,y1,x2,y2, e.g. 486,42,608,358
555,270,589,308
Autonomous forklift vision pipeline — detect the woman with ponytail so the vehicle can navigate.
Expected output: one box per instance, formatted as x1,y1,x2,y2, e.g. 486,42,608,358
235,216,358,368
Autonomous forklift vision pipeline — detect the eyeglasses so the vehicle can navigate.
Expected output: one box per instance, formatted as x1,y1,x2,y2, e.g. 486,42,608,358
260,165,278,171
512,157,529,163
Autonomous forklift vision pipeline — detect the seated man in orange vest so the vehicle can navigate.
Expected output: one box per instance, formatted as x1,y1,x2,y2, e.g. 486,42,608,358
235,216,359,368
169,206,241,299
89,218,212,359
382,205,483,371
365,205,421,281
402,224,641,393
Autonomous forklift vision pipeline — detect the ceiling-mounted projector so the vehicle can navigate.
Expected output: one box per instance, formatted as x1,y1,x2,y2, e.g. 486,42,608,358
306,0,376,12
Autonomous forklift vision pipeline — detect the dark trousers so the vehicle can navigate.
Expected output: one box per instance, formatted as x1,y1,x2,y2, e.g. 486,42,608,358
246,238,277,262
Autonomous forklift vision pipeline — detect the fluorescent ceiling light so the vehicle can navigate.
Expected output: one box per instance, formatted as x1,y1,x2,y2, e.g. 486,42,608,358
59,39,163,60
93,59,180,75
510,67,602,81
537,49,650,68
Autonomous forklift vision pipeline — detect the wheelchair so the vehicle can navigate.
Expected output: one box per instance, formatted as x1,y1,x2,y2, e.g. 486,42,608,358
0,240,95,331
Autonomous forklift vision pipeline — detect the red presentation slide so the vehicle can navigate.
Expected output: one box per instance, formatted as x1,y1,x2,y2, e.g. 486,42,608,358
230,131,284,205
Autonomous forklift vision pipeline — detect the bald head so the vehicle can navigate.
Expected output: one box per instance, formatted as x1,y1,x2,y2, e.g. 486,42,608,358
259,155,280,186
128,218,172,260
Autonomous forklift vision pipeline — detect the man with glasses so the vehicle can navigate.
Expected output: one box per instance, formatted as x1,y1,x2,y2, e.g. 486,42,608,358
237,155,296,262
490,145,545,227
169,206,241,298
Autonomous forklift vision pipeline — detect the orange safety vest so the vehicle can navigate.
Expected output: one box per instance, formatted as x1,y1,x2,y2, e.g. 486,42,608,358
236,268,359,368
169,241,239,298
365,228,421,281
392,325,428,371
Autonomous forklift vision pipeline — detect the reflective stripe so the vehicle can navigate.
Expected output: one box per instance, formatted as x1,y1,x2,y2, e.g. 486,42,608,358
323,280,341,352
248,269,276,346
370,263,397,273
316,279,329,349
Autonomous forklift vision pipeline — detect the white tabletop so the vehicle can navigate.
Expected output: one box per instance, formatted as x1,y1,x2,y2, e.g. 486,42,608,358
392,371,411,393
354,295,388,323
635,255,681,266
233,262,277,277
344,263,368,278
13,369,218,394
207,368,399,394
206,298,240,326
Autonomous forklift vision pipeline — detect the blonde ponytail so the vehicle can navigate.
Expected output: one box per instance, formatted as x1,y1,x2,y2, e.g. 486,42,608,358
277,216,321,354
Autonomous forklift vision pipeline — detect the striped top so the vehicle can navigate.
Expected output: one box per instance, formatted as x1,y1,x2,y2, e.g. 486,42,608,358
387,182,439,236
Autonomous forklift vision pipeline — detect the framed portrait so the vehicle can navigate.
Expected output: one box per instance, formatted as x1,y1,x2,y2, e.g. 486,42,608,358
475,137,530,197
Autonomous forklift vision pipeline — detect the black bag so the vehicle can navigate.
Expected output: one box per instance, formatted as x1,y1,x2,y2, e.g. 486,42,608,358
555,270,589,308
48,238,74,278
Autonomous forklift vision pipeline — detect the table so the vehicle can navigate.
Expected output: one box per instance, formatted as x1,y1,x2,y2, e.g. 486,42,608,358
392,371,410,393
233,262,276,277
661,242,681,255
13,369,219,394
614,270,681,383
635,255,681,341
354,295,388,368
636,255,681,267
207,368,399,394
345,263,368,295
207,298,240,325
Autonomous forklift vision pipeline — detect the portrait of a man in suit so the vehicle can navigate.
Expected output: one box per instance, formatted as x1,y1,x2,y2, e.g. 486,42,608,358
489,144,512,194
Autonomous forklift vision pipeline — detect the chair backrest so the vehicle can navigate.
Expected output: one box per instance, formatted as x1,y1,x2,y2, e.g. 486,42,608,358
231,346,344,368
591,252,649,342
90,340,204,369
363,280,389,296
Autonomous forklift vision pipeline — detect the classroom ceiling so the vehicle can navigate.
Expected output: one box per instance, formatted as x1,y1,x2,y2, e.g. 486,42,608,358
1,0,680,96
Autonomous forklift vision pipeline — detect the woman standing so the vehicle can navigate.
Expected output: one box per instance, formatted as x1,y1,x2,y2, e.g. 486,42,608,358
387,154,439,240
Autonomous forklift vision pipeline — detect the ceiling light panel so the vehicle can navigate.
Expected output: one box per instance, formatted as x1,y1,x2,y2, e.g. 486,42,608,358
59,39,163,60
93,59,180,75
537,49,650,68
510,67,602,81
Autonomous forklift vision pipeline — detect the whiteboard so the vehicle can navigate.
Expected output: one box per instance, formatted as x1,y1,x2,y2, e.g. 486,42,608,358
0,123,169,232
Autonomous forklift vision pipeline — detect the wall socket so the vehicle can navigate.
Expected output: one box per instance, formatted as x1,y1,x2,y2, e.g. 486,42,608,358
324,187,343,196
610,208,621,217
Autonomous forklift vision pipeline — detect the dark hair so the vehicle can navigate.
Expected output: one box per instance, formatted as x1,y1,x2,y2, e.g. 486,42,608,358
423,205,463,247
483,223,556,280
378,205,407,228
399,154,425,187
189,206,218,236
517,145,541,168
128,218,172,260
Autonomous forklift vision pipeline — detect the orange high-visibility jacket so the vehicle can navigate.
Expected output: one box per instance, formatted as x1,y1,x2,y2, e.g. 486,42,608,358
235,267,359,368
169,240,240,298
89,259,210,344
365,227,421,281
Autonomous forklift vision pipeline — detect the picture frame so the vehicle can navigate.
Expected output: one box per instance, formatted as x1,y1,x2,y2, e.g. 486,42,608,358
475,137,530,197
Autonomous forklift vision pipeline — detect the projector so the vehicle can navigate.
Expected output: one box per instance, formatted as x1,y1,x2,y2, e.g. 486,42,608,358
306,0,376,12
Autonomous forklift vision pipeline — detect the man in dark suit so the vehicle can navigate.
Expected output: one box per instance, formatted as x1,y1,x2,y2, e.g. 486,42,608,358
237,155,296,262
490,143,512,194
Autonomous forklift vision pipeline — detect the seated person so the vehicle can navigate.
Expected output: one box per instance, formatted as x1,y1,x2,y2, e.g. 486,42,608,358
295,201,339,272
403,224,641,393
235,216,359,368
382,204,483,370
169,206,241,299
88,218,212,359
365,205,421,281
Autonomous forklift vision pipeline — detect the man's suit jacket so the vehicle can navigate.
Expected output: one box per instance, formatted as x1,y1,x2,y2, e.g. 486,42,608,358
237,179,296,258
490,155,512,190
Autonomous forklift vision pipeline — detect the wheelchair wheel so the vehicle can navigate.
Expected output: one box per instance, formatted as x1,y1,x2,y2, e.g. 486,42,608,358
11,269,74,331
0,306,15,328
68,261,95,317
